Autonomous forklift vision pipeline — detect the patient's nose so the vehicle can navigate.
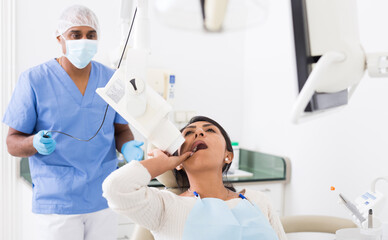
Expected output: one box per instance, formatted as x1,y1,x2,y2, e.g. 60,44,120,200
195,128,205,138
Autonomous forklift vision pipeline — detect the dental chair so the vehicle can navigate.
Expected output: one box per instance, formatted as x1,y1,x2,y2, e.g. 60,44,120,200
280,215,357,234
131,214,357,240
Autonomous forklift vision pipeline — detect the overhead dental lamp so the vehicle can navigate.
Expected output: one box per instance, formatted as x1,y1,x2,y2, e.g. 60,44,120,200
290,0,388,124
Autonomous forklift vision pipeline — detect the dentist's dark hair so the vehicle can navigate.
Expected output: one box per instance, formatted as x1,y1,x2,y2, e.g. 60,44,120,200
173,116,235,192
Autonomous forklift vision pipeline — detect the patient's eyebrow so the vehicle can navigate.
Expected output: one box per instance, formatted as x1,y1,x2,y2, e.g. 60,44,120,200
185,123,214,129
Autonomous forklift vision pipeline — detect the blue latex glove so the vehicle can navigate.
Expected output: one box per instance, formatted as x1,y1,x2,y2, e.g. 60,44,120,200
121,140,144,162
33,130,56,155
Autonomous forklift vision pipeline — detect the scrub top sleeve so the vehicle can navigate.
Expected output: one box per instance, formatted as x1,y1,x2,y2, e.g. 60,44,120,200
2,72,37,134
114,112,128,124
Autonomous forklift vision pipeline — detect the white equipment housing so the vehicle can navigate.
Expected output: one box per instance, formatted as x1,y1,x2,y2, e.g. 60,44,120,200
97,0,184,154
291,0,365,123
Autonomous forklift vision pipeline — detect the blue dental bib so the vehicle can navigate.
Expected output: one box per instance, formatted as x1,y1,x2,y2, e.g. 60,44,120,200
182,192,279,240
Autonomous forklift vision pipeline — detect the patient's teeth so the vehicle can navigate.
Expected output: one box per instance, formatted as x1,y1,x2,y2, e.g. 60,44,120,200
193,146,197,152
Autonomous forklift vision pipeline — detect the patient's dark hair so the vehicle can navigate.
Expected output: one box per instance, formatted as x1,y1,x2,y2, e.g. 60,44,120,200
173,116,235,192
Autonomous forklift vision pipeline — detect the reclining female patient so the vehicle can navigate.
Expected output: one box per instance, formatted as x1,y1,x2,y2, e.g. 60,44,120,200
102,116,287,240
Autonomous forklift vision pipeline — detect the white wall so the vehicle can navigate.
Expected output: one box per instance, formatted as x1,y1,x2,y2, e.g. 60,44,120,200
147,7,245,140
241,0,388,220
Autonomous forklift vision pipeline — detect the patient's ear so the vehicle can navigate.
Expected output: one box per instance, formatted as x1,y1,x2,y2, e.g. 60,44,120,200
224,151,234,163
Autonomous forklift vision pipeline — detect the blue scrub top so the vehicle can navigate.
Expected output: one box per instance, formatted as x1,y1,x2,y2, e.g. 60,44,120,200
3,59,128,214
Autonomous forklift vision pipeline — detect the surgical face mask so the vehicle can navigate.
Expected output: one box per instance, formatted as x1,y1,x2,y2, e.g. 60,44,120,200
62,35,98,69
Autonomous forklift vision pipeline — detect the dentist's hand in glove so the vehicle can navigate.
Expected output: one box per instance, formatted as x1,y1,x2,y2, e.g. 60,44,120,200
33,130,56,155
121,140,144,162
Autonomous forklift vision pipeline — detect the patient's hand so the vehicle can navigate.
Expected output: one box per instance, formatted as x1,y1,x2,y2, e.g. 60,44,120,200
147,149,170,161
143,149,192,179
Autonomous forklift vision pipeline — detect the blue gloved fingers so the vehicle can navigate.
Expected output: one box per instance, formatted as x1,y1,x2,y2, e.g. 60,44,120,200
126,148,143,161
35,141,56,155
44,141,56,152
40,136,55,144
121,141,129,153
121,140,144,162
132,140,144,147
33,130,56,155
134,147,144,160
121,140,144,152
39,144,56,155
121,140,144,151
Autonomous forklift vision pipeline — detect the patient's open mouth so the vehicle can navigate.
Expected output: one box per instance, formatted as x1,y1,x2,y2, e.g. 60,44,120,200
191,141,208,153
